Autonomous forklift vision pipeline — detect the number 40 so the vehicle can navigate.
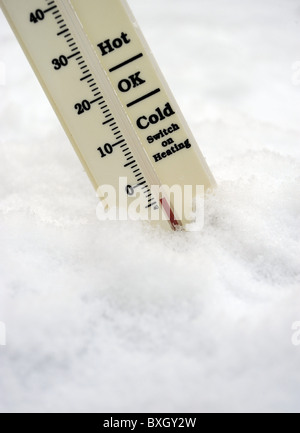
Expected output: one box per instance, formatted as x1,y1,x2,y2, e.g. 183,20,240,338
30,9,45,23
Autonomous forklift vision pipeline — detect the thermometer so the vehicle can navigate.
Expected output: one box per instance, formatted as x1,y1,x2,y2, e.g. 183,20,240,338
0,0,216,230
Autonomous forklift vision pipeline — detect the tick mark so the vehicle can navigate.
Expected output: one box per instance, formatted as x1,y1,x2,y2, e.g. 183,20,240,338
57,28,69,36
90,97,103,104
124,160,136,168
67,52,80,60
80,74,92,81
44,6,57,13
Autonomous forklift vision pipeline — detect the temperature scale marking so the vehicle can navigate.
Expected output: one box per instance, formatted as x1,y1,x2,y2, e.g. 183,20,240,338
0,0,216,230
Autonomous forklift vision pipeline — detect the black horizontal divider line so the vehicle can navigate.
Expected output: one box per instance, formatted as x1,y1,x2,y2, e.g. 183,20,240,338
127,88,161,108
109,53,144,73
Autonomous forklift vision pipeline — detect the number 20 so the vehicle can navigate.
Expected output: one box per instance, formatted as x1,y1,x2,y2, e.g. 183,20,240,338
74,100,91,115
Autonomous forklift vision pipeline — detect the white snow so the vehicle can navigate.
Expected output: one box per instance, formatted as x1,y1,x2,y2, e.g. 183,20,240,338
0,0,300,413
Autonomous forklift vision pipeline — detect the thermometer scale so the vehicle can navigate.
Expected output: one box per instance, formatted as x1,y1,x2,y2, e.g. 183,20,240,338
0,0,215,230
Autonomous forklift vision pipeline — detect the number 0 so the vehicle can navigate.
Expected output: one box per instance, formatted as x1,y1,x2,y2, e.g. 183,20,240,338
126,185,134,196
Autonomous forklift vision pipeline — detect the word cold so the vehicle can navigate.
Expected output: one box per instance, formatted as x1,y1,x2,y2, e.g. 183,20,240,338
98,32,131,56
137,103,175,130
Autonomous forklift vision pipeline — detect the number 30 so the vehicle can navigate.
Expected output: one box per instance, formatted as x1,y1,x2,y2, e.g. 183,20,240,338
52,56,69,70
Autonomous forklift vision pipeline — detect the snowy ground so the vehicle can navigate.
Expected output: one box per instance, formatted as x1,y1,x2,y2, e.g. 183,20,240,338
0,0,300,413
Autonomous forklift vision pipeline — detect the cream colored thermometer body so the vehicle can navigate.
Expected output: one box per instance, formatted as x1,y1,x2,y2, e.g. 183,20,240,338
0,0,215,230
